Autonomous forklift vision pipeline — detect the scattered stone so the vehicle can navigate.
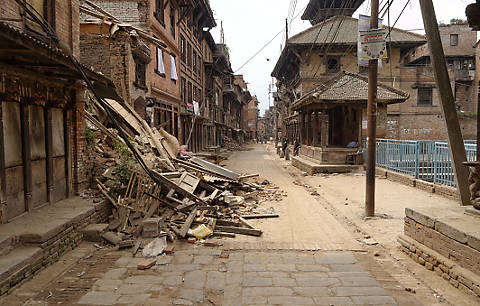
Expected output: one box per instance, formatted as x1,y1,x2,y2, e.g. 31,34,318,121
137,258,156,270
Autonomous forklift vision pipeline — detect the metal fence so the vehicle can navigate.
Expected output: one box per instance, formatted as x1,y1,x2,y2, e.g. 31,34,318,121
369,139,477,187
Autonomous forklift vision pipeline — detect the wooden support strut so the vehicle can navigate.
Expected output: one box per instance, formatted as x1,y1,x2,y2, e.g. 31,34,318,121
419,0,471,206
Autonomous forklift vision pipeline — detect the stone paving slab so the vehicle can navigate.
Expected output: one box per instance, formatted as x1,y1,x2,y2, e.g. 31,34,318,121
66,246,416,305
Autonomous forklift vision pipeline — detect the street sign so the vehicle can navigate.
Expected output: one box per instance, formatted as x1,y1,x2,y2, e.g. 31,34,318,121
360,28,387,60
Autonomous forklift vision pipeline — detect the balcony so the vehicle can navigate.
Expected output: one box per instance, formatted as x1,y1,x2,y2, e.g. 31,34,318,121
454,69,474,81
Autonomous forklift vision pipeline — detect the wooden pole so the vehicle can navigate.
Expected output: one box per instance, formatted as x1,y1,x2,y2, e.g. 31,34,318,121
420,0,471,206
365,0,379,217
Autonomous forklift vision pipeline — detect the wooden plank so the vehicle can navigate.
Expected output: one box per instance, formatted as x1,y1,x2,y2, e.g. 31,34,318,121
213,232,236,238
177,172,200,194
214,226,262,237
179,208,197,238
151,170,208,206
241,214,279,219
238,216,254,229
132,238,142,256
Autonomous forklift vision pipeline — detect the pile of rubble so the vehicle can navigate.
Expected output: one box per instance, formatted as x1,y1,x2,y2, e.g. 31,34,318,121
82,94,285,263
222,135,248,151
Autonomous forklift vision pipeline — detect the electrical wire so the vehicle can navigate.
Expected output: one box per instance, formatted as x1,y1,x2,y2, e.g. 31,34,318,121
234,2,309,73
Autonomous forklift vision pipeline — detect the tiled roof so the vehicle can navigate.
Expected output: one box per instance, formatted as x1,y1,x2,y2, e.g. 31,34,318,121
292,71,409,110
288,16,426,45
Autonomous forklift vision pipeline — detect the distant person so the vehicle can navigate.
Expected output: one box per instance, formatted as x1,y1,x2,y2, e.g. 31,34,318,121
260,136,264,144
282,136,288,154
293,138,300,156
347,140,358,148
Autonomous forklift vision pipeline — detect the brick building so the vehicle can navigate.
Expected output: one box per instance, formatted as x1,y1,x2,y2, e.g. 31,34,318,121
273,1,477,142
79,0,251,152
0,0,112,223
79,0,181,139
178,1,216,152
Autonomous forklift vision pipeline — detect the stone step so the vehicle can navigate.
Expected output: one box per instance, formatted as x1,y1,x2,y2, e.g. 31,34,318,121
0,236,13,257
0,246,42,285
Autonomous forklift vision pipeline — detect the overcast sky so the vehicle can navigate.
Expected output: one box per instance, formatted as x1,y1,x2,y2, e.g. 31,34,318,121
209,0,472,116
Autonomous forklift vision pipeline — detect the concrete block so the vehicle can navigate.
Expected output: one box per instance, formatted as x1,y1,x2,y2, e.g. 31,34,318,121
467,232,480,252
435,219,468,244
142,218,163,238
82,224,109,242
405,208,435,228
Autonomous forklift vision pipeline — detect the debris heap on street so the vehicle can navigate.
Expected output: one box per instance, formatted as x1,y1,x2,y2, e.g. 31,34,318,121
83,94,285,259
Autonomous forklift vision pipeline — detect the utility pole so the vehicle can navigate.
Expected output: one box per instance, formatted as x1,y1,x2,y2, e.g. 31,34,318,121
419,0,471,206
365,0,379,217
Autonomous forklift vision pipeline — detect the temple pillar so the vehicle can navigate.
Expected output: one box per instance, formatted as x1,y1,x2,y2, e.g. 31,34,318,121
299,111,305,145
312,111,318,147
320,112,329,149
357,109,363,150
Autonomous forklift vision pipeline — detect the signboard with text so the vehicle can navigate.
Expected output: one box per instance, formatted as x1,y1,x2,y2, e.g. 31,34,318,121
360,28,387,60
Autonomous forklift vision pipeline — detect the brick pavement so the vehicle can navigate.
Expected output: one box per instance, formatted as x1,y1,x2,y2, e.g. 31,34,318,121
55,244,409,306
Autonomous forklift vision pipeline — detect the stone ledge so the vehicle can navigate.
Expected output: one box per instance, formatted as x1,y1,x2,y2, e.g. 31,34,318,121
379,167,460,201
291,156,362,175
398,235,480,298
405,208,480,253
0,198,112,296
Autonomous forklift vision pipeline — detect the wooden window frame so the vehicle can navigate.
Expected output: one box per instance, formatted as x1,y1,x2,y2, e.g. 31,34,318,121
180,35,186,63
170,5,175,38
417,87,433,106
134,57,147,89
181,78,186,103
450,34,459,47
25,0,55,34
155,0,165,26
326,56,341,74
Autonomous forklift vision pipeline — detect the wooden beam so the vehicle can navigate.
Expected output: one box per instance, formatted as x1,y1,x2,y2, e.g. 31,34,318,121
179,207,197,237
241,214,279,219
419,0,471,206
214,225,262,237
21,105,32,212
45,108,54,204
0,102,6,223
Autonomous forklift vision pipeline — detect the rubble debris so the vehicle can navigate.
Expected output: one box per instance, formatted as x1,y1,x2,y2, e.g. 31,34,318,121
82,93,287,256
142,236,168,257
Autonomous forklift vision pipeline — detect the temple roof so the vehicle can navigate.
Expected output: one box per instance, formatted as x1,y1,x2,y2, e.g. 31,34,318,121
292,71,409,110
289,16,426,46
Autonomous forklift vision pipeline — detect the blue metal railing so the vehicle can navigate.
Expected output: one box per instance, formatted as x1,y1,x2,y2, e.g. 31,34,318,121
367,139,477,187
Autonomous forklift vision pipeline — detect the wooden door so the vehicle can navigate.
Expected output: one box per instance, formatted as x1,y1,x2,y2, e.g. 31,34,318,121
29,105,47,208
51,108,67,201
3,102,25,220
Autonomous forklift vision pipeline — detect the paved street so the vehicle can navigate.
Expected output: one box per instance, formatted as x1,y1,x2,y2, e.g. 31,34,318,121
1,144,431,305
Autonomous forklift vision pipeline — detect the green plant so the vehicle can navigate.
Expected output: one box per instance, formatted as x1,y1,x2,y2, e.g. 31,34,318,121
85,127,95,147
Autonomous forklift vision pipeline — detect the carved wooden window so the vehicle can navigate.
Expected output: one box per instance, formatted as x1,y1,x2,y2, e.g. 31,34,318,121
155,0,165,25
134,58,147,88
326,56,340,73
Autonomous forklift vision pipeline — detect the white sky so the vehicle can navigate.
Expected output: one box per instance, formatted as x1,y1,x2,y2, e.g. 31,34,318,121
209,0,472,116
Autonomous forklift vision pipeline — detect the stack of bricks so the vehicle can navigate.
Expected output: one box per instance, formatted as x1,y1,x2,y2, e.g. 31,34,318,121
399,208,480,298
